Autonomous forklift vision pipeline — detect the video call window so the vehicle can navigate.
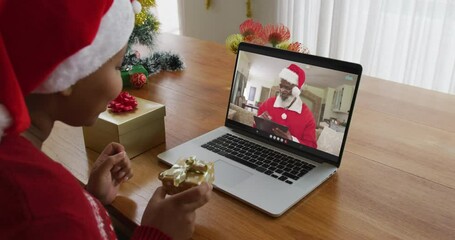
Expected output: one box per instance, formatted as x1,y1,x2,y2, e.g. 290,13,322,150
228,51,359,158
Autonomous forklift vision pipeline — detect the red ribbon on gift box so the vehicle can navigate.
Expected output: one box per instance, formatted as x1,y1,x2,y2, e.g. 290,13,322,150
107,91,138,113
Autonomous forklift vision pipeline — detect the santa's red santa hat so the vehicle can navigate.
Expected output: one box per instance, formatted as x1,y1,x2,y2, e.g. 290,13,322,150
0,0,135,141
279,64,306,97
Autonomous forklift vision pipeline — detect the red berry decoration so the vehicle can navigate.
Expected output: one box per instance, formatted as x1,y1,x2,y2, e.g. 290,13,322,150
108,91,138,113
130,73,147,89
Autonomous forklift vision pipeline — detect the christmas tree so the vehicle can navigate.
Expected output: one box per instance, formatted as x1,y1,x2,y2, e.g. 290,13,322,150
122,0,184,78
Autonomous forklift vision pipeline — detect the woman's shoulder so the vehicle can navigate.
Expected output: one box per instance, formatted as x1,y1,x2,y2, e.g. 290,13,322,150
0,135,96,233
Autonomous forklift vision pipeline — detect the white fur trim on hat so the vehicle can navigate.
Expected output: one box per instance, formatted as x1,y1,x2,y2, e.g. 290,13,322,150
34,0,135,93
0,104,11,140
279,68,299,85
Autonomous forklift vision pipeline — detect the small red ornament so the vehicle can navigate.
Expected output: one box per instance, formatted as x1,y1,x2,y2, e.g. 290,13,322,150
130,73,147,89
107,91,138,113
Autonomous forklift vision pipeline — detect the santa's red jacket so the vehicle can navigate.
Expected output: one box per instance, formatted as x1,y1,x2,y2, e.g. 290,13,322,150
258,97,317,148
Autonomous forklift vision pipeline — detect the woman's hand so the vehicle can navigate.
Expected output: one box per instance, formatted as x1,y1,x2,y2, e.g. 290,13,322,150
141,183,213,240
86,142,133,205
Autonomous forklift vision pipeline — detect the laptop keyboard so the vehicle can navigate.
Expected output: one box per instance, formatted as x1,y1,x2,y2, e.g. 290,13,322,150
201,133,315,184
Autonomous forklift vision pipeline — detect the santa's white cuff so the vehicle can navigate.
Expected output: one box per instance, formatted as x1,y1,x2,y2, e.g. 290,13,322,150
291,136,299,143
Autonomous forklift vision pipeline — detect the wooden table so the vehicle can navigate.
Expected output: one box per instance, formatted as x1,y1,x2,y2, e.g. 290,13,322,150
43,33,455,239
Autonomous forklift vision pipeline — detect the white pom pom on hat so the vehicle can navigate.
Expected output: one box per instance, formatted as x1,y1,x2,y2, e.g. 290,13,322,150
279,64,306,97
132,0,142,14
291,86,302,97
0,0,135,141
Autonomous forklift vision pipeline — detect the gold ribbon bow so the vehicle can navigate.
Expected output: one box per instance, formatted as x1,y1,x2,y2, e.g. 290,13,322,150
159,156,214,187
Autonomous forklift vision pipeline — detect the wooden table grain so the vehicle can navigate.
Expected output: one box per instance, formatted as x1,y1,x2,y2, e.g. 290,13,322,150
43,33,455,240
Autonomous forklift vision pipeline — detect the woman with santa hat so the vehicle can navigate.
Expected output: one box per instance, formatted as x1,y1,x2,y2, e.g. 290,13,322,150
0,0,212,239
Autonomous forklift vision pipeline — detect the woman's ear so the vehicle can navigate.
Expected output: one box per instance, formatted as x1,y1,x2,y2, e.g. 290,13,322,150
60,86,73,96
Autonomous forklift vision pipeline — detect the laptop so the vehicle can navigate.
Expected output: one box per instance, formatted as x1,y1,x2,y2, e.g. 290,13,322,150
158,42,362,217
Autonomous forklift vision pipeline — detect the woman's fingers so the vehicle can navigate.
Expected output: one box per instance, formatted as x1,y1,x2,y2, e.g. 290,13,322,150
170,183,213,211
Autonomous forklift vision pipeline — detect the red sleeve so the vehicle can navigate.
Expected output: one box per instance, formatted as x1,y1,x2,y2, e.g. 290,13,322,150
255,98,274,128
299,116,317,148
131,226,171,240
257,97,273,117
297,106,317,148
0,169,111,240
6,214,105,240
0,135,114,239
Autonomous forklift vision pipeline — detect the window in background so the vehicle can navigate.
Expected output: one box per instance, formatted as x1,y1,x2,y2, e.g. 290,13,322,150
155,0,454,94
278,0,455,94
248,86,257,102
155,0,180,34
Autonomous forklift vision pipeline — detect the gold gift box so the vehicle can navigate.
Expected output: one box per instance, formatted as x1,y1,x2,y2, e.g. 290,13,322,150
159,157,214,195
83,97,165,158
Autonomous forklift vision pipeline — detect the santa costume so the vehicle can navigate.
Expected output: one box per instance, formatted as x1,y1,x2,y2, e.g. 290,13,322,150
257,64,318,148
0,0,169,239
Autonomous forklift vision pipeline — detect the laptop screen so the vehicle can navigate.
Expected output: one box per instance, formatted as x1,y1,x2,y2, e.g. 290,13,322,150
225,43,362,166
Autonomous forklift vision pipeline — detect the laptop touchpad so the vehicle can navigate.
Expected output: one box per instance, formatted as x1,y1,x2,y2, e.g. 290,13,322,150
214,160,253,188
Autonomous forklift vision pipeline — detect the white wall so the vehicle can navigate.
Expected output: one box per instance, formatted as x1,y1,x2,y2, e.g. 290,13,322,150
244,75,275,104
178,0,279,44
236,52,250,76
303,85,325,100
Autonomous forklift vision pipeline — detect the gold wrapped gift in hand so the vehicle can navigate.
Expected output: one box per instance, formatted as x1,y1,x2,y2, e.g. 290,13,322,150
159,156,215,195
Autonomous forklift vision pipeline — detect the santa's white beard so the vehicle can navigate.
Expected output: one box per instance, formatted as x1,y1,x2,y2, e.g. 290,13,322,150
278,95,295,108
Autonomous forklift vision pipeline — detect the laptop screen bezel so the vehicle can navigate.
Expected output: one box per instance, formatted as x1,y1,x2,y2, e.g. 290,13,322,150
224,42,362,168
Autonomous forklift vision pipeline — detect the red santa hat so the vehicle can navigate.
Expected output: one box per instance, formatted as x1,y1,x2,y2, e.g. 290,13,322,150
0,0,135,141
279,64,306,97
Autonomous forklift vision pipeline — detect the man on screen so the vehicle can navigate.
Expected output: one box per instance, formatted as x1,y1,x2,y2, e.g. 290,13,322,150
257,64,317,148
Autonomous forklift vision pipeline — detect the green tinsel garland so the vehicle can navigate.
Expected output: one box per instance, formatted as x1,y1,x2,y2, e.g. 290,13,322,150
123,4,185,76
122,51,185,76
128,14,160,49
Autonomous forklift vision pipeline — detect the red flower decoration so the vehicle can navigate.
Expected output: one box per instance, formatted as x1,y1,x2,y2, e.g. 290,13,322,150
287,42,305,53
226,19,309,54
263,24,290,47
239,19,266,44
108,91,138,113
130,73,147,89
